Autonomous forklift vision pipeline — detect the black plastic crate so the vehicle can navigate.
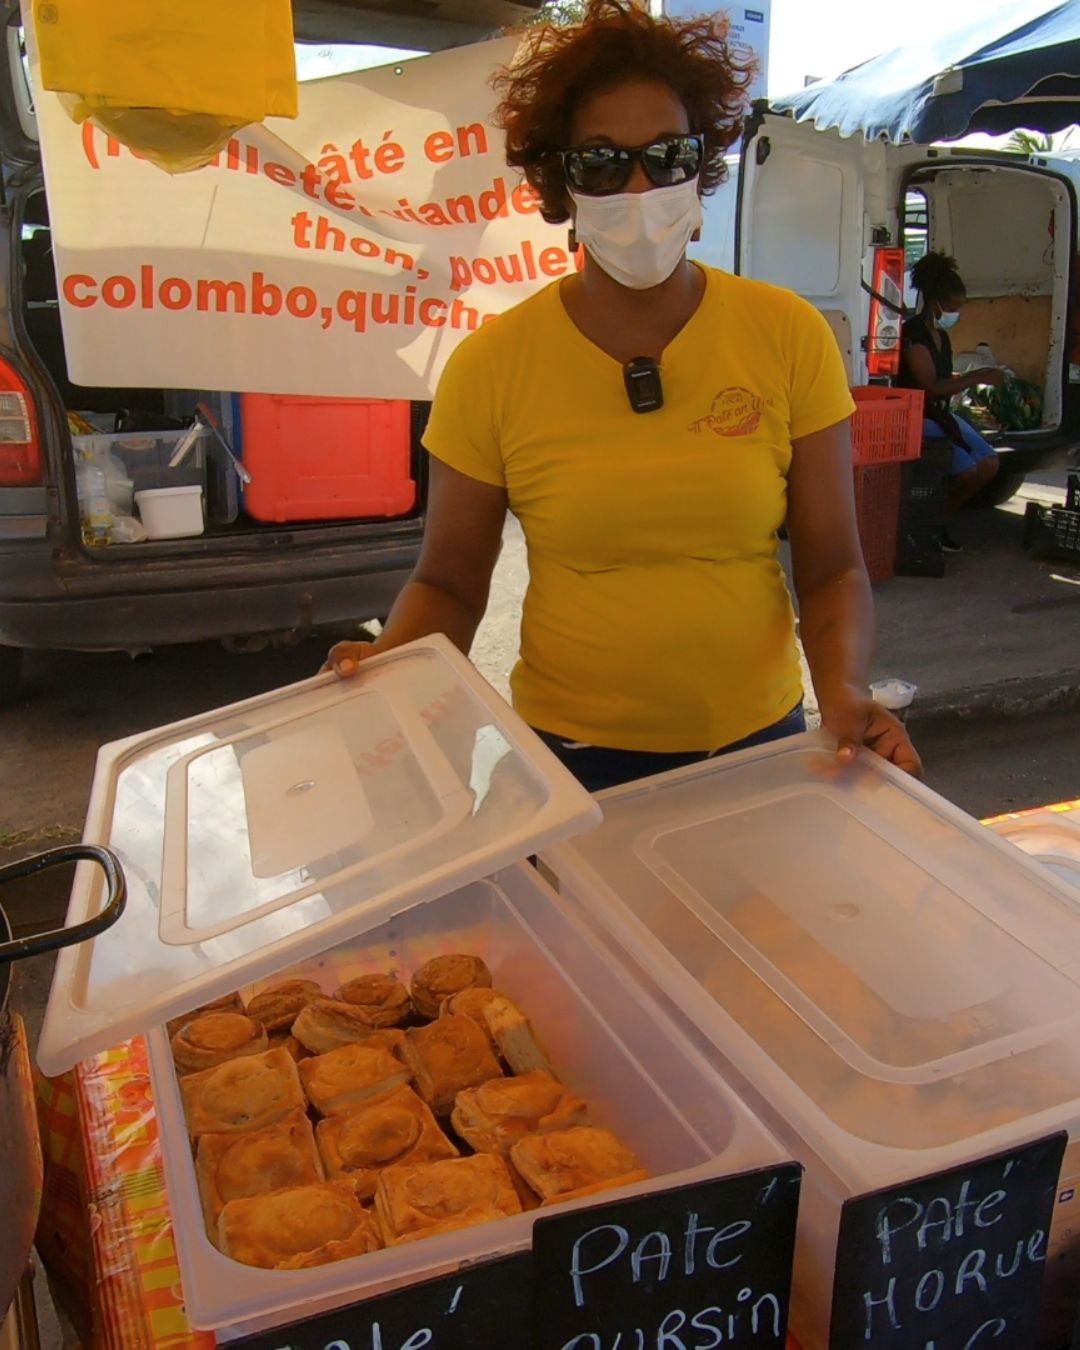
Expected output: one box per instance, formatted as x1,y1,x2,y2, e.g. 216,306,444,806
1023,484,1080,563
895,437,952,577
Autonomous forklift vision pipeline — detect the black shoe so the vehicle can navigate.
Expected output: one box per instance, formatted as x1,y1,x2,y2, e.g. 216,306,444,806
941,529,964,554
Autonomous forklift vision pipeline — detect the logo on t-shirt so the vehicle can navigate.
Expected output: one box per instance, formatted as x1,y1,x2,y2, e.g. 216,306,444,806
689,387,764,437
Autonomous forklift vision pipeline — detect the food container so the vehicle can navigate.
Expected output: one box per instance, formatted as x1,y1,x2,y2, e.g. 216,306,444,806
39,637,789,1336
148,865,785,1334
135,484,204,539
544,734,1080,1350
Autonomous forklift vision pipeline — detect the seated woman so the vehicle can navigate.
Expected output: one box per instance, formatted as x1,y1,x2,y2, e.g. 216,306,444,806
898,251,1003,552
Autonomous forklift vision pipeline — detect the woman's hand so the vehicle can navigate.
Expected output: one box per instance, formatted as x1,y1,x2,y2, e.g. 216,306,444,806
972,366,1005,388
320,638,380,678
818,683,923,776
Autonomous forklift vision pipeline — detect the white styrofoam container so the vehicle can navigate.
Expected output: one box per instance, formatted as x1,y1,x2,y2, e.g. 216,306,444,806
135,484,204,539
147,862,789,1335
543,733,1080,1350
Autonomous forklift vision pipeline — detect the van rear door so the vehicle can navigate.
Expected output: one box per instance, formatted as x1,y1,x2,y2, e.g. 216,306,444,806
737,110,869,382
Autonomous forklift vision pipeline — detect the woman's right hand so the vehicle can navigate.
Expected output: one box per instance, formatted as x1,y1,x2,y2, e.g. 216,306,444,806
321,639,380,678
973,366,1005,388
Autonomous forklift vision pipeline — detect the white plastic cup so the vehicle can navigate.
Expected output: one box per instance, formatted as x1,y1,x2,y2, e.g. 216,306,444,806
135,485,204,540
870,677,918,722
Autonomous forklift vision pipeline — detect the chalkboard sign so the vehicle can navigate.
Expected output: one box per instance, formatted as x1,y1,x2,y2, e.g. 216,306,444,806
531,1163,802,1350
830,1132,1067,1350
230,1251,531,1350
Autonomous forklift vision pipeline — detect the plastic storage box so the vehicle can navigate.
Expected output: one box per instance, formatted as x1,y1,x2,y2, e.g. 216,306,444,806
146,864,786,1333
135,484,204,540
849,386,925,466
240,395,416,523
39,636,789,1336
74,428,208,495
544,734,1080,1350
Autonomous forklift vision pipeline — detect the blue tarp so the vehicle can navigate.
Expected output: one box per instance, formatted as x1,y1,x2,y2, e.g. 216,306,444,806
772,0,1080,144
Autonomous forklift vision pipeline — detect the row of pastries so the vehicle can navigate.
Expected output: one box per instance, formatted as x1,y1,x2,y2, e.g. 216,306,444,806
166,954,647,1269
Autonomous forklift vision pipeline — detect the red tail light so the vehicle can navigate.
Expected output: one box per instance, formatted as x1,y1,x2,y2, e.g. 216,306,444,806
867,247,905,379
0,358,41,486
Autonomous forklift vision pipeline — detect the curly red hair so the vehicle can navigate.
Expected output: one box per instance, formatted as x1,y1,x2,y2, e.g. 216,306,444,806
493,0,755,224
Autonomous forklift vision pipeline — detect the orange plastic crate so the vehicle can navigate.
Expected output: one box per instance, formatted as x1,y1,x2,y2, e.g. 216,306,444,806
850,386,925,467
854,463,902,584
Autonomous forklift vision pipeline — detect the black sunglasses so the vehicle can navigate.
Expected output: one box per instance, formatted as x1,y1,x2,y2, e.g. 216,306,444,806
559,133,704,196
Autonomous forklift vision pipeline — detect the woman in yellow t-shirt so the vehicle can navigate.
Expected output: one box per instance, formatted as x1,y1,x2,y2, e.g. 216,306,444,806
327,0,920,791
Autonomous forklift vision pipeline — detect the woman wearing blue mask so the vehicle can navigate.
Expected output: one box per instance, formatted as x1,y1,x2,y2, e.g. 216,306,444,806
899,252,1003,552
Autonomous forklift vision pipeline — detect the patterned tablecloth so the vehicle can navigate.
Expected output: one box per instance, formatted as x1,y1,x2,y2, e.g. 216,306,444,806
33,800,1080,1347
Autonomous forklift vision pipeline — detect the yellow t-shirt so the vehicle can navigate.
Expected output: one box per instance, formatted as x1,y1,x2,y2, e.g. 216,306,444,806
423,265,855,752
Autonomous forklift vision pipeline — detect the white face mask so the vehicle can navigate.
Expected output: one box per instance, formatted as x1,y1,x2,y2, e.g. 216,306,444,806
570,179,703,290
934,308,961,331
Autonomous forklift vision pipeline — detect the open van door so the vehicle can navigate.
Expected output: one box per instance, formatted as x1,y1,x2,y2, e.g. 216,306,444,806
736,109,868,383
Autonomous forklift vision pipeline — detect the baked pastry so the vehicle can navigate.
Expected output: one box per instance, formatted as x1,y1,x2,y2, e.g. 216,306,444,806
171,1012,268,1075
510,1126,648,1205
292,997,380,1054
316,1086,458,1199
335,974,411,1028
268,1032,307,1062
410,955,492,1021
374,1154,521,1245
451,1072,587,1156
218,1180,383,1269
196,1109,323,1242
247,979,323,1033
299,1038,412,1115
401,1015,503,1116
482,995,556,1078
167,992,245,1041
439,987,505,1048
181,1047,306,1139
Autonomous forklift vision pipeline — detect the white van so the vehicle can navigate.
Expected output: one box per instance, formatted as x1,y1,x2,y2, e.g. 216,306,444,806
694,114,1080,504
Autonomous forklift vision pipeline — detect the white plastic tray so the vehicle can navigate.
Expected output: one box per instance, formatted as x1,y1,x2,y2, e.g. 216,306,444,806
147,862,788,1335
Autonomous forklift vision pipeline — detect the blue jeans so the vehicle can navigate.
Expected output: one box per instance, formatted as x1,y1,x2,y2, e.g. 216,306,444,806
924,416,996,477
532,705,806,794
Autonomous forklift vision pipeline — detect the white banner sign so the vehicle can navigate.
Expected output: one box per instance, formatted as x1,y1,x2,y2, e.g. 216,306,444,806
36,38,576,400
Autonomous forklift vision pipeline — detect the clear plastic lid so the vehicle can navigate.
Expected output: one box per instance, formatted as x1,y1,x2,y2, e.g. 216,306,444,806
547,734,1080,1171
39,637,600,1075
990,808,1080,897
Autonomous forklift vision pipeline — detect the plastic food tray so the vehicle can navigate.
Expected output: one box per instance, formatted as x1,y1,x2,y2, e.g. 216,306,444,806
146,862,788,1335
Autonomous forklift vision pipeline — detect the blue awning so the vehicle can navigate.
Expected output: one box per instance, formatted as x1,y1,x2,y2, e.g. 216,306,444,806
772,0,1080,144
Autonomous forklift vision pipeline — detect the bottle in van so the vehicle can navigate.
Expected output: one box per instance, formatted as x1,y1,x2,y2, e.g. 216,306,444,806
76,454,113,546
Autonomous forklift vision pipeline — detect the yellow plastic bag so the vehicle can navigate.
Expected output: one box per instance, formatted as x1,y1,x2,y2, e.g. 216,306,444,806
32,0,297,172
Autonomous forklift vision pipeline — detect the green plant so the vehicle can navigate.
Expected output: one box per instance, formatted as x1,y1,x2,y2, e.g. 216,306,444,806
1007,128,1078,156
524,0,588,25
